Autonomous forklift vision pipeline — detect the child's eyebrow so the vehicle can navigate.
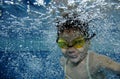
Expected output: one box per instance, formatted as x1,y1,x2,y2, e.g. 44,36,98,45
71,37,84,43
73,36,84,40
58,38,67,42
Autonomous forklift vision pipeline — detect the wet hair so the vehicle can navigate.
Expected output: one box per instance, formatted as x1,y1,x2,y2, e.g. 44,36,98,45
56,16,96,41
56,16,89,37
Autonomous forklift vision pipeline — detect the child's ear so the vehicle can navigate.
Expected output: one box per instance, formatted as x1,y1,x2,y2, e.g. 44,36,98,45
86,40,90,45
87,41,91,49
88,41,91,45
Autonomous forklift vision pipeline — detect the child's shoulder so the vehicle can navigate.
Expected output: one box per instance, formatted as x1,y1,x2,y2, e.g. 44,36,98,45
88,50,98,57
88,50,111,64
88,50,106,58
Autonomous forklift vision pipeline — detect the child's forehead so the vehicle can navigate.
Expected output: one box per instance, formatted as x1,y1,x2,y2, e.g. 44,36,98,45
59,29,82,41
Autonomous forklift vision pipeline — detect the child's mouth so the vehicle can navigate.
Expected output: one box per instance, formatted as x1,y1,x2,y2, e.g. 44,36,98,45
68,55,78,58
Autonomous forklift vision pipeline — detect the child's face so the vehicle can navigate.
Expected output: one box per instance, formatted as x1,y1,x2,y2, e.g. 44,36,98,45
57,28,90,63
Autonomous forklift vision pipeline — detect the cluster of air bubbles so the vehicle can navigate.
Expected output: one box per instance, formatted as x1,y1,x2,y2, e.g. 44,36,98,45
50,0,120,23
0,0,120,79
33,0,45,6
50,0,120,54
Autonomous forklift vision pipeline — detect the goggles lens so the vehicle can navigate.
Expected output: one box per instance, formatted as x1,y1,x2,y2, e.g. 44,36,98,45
57,37,85,48
57,38,68,48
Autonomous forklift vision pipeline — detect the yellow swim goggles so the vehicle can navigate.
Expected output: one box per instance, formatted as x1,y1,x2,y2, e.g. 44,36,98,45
57,36,86,49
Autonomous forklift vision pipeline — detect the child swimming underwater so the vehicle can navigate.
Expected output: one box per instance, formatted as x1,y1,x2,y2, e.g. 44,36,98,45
56,15,120,79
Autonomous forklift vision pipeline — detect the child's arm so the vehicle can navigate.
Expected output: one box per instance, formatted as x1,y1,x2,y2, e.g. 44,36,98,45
96,54,120,74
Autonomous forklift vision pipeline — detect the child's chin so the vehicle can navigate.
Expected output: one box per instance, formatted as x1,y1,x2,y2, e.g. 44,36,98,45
70,58,80,63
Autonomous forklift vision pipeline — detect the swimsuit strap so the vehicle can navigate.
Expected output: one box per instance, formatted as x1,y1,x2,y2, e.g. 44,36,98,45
64,59,73,79
86,52,92,79
64,52,92,79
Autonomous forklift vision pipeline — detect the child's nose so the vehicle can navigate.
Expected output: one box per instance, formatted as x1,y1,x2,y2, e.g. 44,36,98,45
68,42,74,47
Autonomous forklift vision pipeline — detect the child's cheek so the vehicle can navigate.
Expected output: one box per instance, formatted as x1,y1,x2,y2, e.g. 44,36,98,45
61,48,67,54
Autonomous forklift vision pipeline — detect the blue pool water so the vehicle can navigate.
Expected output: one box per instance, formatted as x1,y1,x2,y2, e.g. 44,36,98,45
0,0,120,79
